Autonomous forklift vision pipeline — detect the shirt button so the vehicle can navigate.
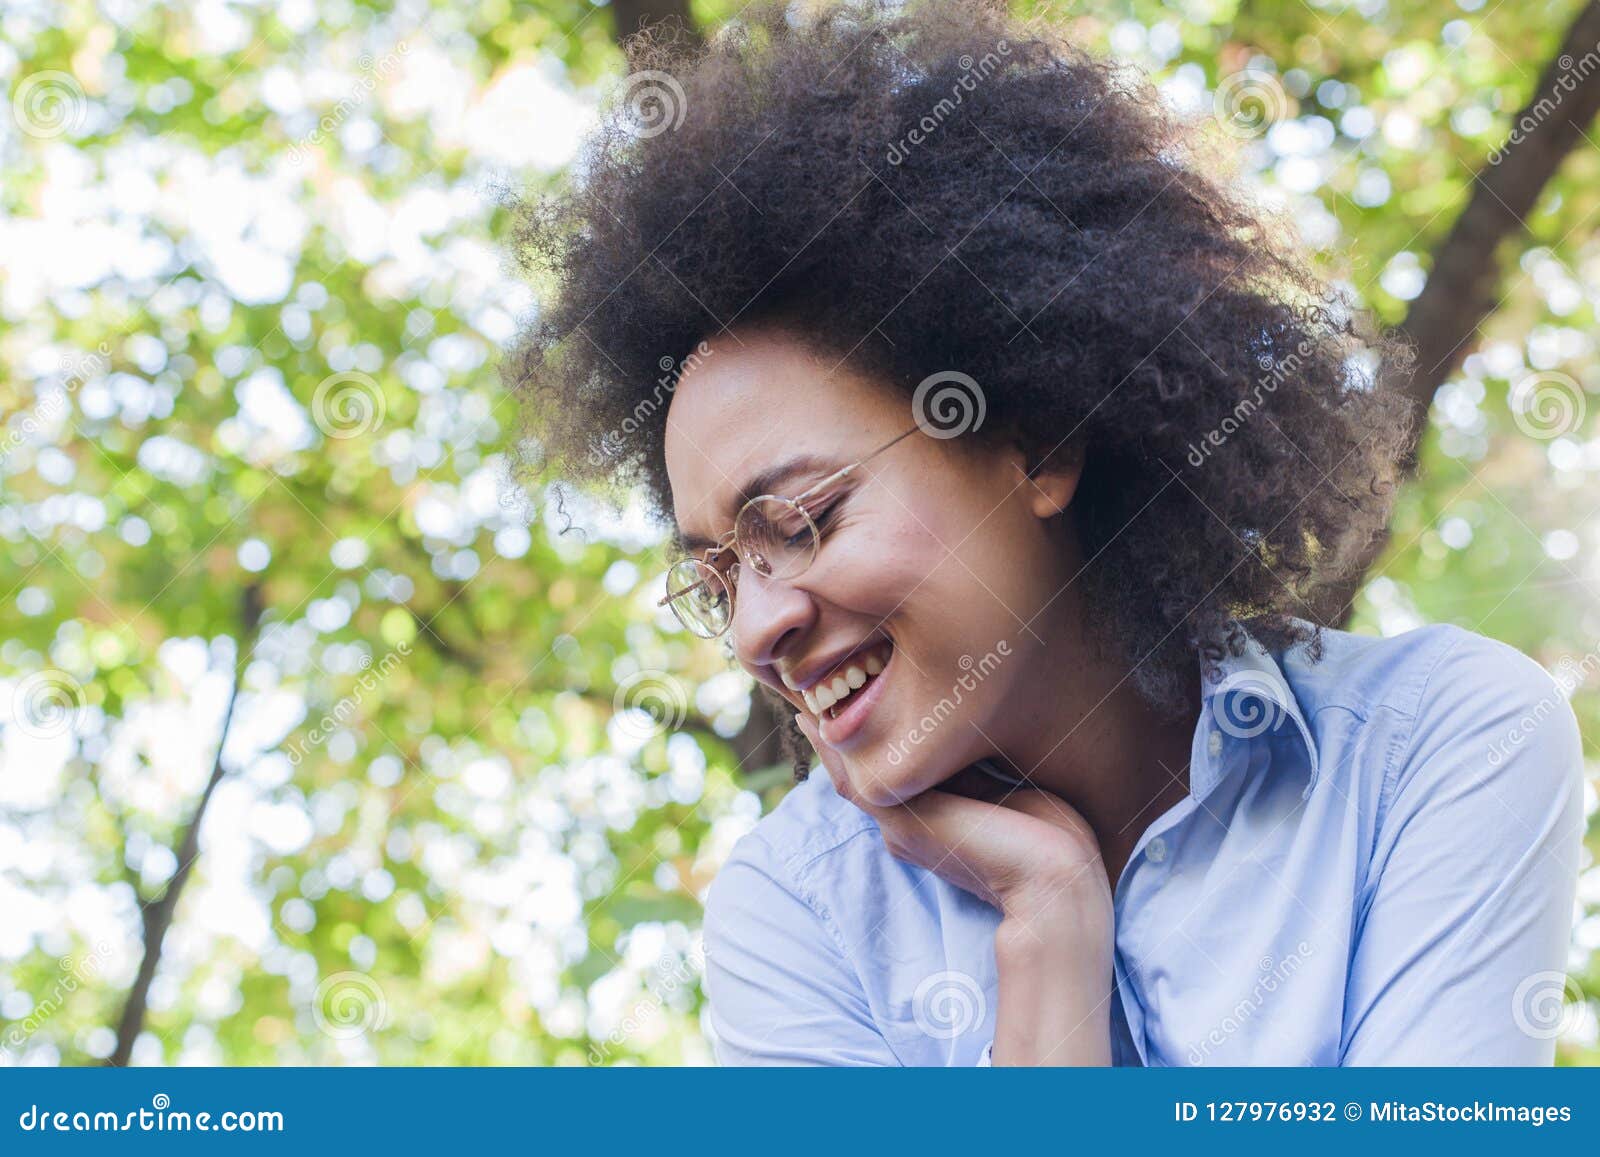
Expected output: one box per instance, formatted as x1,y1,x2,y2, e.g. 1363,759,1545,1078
1146,836,1167,863
1207,729,1223,759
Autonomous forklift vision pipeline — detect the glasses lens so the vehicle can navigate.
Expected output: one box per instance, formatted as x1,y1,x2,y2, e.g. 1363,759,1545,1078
663,558,733,638
735,496,819,580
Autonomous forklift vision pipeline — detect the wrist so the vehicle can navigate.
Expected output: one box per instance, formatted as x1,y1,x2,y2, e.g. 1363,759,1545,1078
990,875,1114,1067
991,918,1112,1066
997,861,1113,945
995,905,1111,976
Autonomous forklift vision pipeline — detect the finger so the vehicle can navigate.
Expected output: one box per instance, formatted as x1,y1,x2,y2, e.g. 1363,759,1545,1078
787,722,1058,903
994,789,1101,857
792,712,915,818
791,712,855,804
872,789,1030,903
790,715,987,876
989,791,1109,901
883,787,1108,904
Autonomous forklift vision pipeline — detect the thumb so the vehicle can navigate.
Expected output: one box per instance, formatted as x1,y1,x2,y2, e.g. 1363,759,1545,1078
792,712,909,813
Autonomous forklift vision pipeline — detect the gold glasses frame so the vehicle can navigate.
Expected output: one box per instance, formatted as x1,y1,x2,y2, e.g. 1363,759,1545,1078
657,426,921,638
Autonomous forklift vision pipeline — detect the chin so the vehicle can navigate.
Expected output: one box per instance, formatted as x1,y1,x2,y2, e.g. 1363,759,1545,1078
844,761,924,808
812,633,1008,806
845,738,977,807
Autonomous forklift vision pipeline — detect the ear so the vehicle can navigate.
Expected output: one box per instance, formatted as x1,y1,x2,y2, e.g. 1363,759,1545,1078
1014,440,1084,520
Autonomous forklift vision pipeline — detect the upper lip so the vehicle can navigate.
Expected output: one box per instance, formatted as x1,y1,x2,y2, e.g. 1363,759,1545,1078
779,636,889,694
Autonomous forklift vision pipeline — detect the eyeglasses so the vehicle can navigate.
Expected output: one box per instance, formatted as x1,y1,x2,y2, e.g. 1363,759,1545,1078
658,426,920,638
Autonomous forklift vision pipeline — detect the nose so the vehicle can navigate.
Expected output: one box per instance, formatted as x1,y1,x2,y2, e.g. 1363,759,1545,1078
730,565,816,670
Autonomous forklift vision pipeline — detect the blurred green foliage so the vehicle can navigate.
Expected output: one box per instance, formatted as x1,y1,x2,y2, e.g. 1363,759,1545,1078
1,0,1596,1066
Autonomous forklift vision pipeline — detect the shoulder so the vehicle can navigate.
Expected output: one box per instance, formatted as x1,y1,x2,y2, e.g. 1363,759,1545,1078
1291,621,1582,820
1399,624,1582,799
703,770,879,944
1281,619,1571,735
710,771,878,893
702,770,1000,1066
704,768,982,966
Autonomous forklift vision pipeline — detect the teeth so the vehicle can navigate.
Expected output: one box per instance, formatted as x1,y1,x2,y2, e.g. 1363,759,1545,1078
799,644,893,720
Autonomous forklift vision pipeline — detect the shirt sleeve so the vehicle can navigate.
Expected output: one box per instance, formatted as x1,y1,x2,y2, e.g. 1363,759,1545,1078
702,832,901,1066
1340,631,1586,1065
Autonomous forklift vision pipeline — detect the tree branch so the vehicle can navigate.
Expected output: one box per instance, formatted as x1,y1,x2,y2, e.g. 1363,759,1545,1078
1315,0,1600,626
107,584,264,1066
1388,0,1600,409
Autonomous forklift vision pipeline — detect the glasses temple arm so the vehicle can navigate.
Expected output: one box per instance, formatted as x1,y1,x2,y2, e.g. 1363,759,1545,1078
657,581,705,606
657,538,734,605
791,425,921,504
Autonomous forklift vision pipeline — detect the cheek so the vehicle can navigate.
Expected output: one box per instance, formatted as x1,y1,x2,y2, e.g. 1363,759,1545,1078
899,501,1044,634
811,500,947,613
832,507,1028,803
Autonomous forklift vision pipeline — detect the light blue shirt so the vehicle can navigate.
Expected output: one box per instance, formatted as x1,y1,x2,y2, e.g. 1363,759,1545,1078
702,621,1586,1065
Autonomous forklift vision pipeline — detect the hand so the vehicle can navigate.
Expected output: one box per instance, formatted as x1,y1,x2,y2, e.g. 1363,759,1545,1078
793,714,1115,1065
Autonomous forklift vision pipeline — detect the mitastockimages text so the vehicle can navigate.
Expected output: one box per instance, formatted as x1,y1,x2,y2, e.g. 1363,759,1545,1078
1370,1101,1571,1126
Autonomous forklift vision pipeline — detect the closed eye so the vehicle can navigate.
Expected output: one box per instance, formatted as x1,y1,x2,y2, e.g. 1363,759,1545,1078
803,496,845,541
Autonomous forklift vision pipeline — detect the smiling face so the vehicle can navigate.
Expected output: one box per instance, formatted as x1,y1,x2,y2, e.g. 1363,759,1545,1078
664,328,1088,806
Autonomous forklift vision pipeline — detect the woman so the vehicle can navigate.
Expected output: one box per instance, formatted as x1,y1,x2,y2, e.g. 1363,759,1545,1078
509,2,1585,1065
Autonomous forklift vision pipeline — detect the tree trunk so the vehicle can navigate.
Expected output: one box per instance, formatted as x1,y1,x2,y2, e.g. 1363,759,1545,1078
1314,0,1600,627
732,687,786,772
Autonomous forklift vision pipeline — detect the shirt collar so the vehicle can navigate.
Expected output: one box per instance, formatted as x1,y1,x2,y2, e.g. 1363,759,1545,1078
1191,624,1320,802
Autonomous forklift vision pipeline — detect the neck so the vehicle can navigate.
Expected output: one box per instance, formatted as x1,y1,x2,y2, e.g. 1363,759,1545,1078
998,628,1202,889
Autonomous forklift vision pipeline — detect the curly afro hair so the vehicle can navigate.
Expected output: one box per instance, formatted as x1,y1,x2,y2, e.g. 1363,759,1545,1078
506,0,1415,716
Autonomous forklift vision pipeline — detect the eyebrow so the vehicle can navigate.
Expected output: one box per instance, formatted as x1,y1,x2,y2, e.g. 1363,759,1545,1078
675,453,840,554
